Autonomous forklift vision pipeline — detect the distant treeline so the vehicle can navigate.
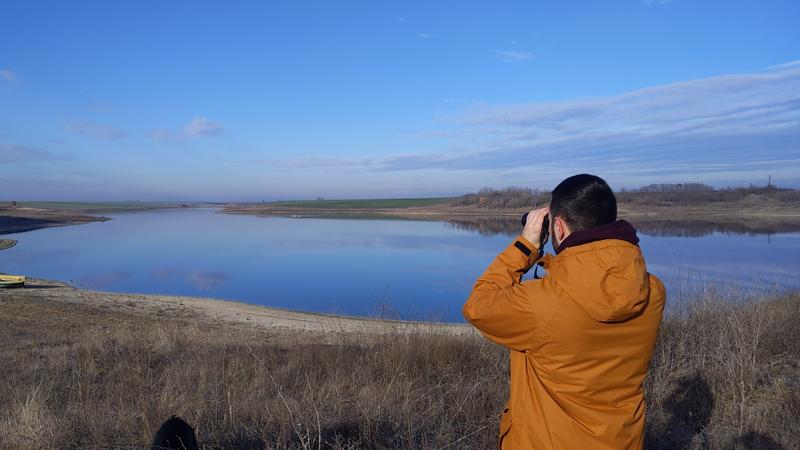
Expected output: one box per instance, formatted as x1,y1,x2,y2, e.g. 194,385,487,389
448,187,550,209
617,184,800,206
634,183,714,192
450,184,800,209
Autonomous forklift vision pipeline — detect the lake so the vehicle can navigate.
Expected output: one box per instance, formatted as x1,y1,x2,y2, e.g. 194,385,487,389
1,208,798,322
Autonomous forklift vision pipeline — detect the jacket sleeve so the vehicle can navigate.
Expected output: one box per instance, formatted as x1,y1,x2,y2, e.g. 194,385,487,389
463,235,559,351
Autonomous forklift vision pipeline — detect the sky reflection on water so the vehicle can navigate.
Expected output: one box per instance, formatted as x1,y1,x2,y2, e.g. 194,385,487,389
1,208,798,322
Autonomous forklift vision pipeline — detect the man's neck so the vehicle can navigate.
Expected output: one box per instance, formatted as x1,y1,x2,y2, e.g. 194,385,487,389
555,220,640,254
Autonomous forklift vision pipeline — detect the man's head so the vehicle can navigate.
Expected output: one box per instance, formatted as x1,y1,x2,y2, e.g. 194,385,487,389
549,174,617,250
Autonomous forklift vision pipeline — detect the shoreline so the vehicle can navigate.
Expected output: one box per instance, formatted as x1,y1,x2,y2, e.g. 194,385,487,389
5,200,799,237
2,277,471,337
221,202,800,221
222,203,800,237
0,208,108,235
0,203,210,235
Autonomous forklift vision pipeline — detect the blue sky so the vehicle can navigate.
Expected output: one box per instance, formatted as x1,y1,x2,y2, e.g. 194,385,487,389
1,0,798,201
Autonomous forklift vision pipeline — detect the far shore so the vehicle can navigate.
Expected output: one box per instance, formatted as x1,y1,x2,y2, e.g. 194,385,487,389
4,195,800,239
0,202,210,235
0,207,108,235
222,201,800,227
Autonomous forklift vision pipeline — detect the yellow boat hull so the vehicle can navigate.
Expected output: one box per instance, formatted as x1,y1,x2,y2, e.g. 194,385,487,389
0,275,25,288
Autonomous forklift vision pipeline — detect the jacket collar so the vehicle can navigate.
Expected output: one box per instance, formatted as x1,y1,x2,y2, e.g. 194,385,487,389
555,219,639,254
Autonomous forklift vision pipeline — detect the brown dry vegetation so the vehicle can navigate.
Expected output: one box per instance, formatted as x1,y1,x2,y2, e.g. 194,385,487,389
0,287,798,449
444,185,800,221
447,185,800,211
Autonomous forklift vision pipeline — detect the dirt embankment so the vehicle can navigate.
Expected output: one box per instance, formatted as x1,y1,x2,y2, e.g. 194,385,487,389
0,206,108,235
0,202,206,235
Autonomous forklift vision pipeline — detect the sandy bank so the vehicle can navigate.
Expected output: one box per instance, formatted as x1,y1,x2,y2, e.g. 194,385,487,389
2,277,471,337
0,206,108,234
0,203,209,235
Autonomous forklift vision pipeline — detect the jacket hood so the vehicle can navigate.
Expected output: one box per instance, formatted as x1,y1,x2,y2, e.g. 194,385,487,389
556,219,639,254
545,222,650,323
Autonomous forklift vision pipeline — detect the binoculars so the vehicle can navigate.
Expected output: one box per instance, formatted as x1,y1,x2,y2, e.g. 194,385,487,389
521,212,550,249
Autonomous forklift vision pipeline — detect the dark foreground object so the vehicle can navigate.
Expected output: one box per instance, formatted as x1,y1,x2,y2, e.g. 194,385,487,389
152,416,198,450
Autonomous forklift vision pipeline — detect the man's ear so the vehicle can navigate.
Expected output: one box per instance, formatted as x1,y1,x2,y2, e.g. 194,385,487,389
553,216,570,241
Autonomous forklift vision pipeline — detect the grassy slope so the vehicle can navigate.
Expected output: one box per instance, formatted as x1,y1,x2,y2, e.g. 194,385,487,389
0,286,797,449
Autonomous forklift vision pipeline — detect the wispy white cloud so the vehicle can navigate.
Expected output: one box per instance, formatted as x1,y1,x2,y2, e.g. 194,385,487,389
458,62,800,134
185,117,225,137
258,156,377,170
0,69,16,82
149,129,173,141
149,117,225,140
0,143,73,163
266,61,800,187
768,60,800,70
65,121,126,140
494,50,535,63
418,32,431,39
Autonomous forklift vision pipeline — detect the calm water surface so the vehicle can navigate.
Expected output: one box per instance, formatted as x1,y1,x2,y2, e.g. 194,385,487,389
1,208,797,321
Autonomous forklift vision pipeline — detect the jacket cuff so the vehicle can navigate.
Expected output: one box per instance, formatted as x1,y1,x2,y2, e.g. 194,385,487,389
511,235,541,268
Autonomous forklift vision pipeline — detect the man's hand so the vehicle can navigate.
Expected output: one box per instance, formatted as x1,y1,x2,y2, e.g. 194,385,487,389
522,207,549,252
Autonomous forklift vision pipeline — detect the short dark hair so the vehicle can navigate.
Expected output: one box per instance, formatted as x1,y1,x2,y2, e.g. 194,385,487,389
550,174,617,232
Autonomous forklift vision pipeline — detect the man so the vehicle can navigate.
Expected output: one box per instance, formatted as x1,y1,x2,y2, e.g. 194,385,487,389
463,174,665,450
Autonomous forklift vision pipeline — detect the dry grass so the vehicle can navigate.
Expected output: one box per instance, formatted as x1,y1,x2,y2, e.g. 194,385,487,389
645,291,800,450
0,289,798,449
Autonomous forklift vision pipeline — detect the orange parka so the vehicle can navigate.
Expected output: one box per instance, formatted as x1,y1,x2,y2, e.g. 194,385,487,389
463,223,665,450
